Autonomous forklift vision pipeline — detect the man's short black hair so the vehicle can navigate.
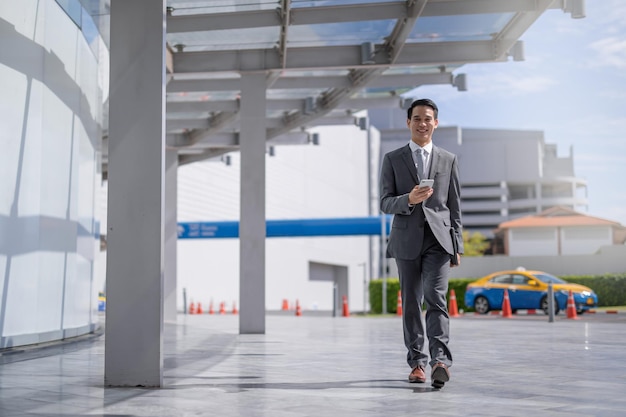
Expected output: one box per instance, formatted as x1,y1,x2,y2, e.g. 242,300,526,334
407,98,438,120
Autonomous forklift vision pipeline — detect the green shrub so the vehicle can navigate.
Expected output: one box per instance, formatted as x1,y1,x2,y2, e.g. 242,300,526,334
559,273,626,307
368,273,626,314
369,278,400,314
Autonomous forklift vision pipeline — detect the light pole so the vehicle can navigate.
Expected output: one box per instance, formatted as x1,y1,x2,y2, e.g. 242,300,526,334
358,262,367,314
381,214,388,314
358,116,374,287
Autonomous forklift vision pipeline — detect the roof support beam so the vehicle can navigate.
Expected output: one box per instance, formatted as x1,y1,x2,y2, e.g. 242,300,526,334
169,129,310,148
492,0,555,59
167,71,454,93
277,0,291,69
167,96,410,118
173,40,499,74
179,149,231,165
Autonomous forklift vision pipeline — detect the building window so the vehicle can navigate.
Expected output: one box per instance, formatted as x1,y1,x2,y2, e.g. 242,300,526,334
508,184,535,200
55,0,82,28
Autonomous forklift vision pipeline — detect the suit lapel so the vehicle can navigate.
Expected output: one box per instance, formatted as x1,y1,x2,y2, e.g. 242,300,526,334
427,145,439,179
401,145,419,183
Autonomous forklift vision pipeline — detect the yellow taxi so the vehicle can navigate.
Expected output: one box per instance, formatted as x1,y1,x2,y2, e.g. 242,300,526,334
465,269,597,315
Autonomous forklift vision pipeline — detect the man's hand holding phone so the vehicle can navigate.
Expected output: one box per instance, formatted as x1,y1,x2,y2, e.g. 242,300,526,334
409,179,433,205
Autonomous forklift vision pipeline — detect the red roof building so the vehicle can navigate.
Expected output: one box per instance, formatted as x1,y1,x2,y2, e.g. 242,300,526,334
494,206,626,256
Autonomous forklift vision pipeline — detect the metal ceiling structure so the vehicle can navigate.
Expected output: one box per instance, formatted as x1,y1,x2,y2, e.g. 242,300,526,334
99,0,585,174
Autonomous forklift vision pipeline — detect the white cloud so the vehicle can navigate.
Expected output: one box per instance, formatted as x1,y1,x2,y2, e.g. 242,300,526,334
596,1,626,35
464,67,556,97
588,37,626,69
598,89,626,100
547,115,626,150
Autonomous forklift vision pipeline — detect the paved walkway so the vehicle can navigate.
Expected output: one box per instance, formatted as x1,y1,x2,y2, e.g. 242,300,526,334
1,312,625,417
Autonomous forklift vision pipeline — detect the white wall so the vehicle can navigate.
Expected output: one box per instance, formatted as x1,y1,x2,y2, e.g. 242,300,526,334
177,125,379,312
560,226,612,255
0,0,103,347
506,226,613,257
508,228,558,256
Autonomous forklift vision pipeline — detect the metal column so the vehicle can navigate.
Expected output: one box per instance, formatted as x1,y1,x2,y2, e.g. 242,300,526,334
239,73,267,334
105,0,166,387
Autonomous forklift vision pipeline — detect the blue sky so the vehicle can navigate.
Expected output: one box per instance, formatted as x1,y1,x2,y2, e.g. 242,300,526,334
416,1,626,226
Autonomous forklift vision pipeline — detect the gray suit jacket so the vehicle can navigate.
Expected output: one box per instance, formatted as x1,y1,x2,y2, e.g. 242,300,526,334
380,143,463,260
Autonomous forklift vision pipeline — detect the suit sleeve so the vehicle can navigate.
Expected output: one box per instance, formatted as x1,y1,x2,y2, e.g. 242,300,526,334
379,153,413,216
447,155,464,254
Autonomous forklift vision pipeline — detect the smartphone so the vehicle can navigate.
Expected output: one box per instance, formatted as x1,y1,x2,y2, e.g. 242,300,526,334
419,179,434,188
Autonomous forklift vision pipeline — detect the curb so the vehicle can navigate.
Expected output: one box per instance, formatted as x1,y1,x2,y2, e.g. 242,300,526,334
587,310,621,314
459,309,624,316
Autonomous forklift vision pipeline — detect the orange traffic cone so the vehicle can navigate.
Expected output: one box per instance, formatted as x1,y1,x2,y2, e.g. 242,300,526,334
196,302,203,315
396,290,403,316
342,295,350,317
501,289,512,318
281,299,289,311
449,289,460,318
209,300,214,315
566,290,579,320
219,302,226,315
295,300,302,316
232,301,238,315
189,301,196,315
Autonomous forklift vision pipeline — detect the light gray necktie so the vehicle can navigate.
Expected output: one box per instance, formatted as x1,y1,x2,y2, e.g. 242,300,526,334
414,148,425,179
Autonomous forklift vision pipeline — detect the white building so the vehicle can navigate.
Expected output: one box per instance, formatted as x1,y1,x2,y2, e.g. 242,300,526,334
174,124,380,314
1,1,104,348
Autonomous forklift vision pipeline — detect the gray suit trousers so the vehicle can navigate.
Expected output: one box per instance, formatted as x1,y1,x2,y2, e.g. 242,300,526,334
395,223,452,369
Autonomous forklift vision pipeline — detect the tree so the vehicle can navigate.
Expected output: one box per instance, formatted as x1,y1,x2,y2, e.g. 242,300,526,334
462,231,490,256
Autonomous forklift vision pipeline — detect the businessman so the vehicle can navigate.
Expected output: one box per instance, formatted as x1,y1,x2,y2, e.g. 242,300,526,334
379,98,463,389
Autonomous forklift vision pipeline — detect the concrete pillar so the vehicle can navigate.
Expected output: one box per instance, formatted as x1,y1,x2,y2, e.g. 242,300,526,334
105,0,166,387
164,149,178,323
239,73,266,334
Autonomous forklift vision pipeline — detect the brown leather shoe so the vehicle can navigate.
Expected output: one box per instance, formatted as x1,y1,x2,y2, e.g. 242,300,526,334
408,366,426,383
431,363,450,389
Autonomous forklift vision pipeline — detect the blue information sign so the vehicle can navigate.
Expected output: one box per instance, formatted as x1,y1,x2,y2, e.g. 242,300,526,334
177,216,391,239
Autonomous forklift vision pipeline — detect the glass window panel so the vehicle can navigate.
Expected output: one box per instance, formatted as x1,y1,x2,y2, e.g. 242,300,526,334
289,20,396,47
281,69,349,77
168,26,279,52
268,89,328,100
408,14,514,42
168,0,278,15
166,112,211,120
55,0,82,27
292,0,399,7
167,91,240,101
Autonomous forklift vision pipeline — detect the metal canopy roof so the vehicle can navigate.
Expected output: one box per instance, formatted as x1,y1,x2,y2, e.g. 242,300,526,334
116,0,581,168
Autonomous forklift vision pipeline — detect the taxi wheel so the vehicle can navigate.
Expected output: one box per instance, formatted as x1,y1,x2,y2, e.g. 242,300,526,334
474,296,490,314
541,296,560,316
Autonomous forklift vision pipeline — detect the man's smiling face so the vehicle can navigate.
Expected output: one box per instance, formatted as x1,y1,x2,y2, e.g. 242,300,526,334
407,105,438,146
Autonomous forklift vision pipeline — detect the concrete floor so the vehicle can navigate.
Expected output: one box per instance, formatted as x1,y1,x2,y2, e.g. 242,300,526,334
1,311,625,417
